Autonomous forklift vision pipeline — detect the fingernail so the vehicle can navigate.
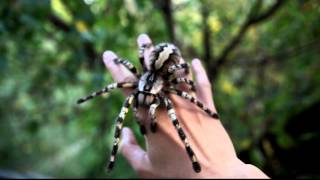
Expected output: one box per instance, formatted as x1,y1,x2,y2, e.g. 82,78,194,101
137,33,151,47
192,58,201,66
102,51,117,66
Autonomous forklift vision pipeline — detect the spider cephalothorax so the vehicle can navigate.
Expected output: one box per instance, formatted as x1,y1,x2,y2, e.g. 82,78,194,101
77,42,219,173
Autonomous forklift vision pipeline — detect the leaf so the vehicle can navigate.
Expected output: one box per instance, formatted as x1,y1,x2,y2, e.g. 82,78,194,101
51,0,73,24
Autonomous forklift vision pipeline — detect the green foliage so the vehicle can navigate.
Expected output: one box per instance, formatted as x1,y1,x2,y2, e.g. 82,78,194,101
0,0,319,178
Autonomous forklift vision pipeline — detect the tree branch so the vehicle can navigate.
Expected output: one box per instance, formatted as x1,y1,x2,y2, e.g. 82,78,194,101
209,0,285,81
201,4,213,63
249,0,285,25
48,14,71,32
48,14,97,69
154,0,176,43
226,37,320,68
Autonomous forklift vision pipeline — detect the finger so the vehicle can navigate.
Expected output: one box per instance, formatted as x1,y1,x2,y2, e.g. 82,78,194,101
191,58,215,110
102,51,136,95
103,51,137,82
137,34,154,70
120,127,151,174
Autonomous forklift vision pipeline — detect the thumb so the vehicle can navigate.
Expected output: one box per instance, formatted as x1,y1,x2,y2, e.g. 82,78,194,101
120,127,150,174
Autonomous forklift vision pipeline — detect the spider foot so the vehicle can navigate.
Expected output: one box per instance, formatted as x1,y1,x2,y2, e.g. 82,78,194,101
191,85,196,92
106,161,114,173
192,162,201,173
150,122,157,133
139,125,147,135
184,67,190,75
77,98,86,104
210,112,220,119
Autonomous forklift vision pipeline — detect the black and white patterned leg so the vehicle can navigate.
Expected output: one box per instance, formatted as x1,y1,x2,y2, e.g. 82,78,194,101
132,99,147,135
171,77,196,91
77,82,137,104
165,89,219,119
107,94,135,172
149,97,161,133
168,63,190,74
164,97,201,173
114,58,140,77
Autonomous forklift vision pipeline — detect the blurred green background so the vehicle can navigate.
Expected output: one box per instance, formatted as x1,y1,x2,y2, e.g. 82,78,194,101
1,0,320,178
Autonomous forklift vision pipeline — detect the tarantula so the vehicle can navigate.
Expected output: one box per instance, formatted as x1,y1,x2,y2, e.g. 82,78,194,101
77,42,219,173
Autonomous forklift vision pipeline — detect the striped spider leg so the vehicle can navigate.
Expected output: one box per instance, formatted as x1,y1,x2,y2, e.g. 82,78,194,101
77,82,137,104
131,94,161,134
114,58,141,77
132,96,147,135
107,93,135,172
168,63,190,75
163,97,201,173
166,63,196,92
165,88,220,119
149,96,161,133
170,77,196,91
78,57,139,104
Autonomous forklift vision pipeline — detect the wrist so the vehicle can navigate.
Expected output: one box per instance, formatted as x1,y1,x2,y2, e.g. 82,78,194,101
239,164,270,179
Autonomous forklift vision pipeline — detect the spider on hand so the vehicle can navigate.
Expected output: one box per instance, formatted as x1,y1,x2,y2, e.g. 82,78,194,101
77,42,220,173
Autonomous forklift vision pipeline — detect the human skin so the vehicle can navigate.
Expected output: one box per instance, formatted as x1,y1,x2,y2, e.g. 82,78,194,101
102,34,269,178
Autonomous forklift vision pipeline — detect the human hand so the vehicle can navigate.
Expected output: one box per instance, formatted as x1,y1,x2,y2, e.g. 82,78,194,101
102,34,269,178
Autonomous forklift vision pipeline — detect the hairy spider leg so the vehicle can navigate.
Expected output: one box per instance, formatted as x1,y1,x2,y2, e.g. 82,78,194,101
149,96,161,133
114,58,140,77
77,82,137,104
107,94,135,172
132,96,147,135
171,77,196,92
164,63,191,86
139,43,152,72
164,97,201,173
165,89,220,119
168,63,190,74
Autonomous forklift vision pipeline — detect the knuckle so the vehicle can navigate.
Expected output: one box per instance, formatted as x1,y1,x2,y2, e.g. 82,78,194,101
102,50,116,60
134,165,150,176
134,153,151,176
136,167,147,175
